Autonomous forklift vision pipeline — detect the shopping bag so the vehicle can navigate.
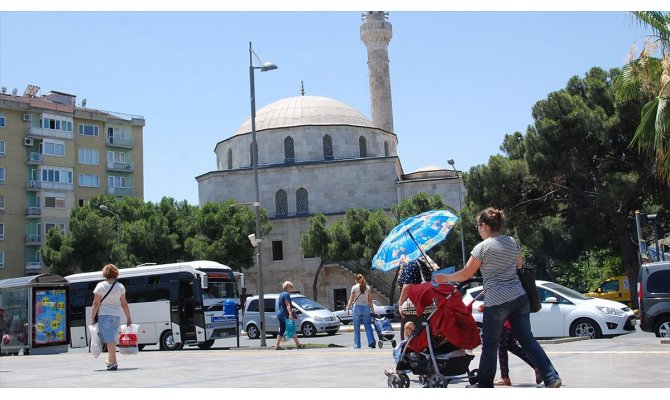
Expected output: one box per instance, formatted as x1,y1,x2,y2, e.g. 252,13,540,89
285,318,296,339
118,323,140,355
88,324,102,359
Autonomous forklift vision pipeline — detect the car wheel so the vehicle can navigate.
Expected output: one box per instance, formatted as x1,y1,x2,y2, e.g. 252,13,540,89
160,330,183,351
246,323,260,339
197,339,215,350
654,317,670,337
570,318,602,339
301,322,317,337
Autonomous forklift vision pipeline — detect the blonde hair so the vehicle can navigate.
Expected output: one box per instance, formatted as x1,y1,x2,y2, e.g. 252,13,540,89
102,263,119,280
282,281,293,290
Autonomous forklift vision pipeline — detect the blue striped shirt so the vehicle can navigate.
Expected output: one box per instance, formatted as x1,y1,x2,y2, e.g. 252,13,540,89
471,235,526,307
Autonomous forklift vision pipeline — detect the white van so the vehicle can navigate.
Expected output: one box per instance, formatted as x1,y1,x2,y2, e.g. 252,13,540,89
242,293,340,338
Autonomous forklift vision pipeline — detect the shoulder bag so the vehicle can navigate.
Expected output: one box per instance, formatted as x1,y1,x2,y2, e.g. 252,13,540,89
517,267,541,313
93,280,117,323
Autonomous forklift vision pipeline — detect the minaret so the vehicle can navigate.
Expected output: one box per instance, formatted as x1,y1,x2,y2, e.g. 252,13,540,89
360,11,394,133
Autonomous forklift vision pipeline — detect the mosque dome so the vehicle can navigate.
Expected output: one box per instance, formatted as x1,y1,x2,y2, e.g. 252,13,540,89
234,95,375,135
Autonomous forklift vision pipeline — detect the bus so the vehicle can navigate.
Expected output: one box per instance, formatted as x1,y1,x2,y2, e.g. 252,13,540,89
66,260,243,351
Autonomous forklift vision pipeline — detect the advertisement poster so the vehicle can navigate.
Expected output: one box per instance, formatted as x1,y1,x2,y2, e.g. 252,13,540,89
33,288,68,346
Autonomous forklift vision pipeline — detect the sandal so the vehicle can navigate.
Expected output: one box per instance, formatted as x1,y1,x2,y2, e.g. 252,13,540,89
296,344,306,349
493,377,511,386
273,346,286,350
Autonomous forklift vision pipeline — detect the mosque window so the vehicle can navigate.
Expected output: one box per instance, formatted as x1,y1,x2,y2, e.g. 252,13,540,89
272,240,284,261
296,188,309,215
359,136,367,158
323,134,333,160
227,148,233,170
384,141,389,157
275,189,288,216
284,136,295,163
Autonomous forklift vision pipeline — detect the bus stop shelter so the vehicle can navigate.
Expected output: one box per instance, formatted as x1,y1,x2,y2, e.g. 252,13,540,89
0,273,69,355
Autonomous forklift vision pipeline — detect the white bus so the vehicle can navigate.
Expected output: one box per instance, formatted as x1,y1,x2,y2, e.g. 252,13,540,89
66,260,243,351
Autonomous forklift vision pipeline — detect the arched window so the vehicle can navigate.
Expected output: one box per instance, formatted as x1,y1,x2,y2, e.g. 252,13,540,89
275,190,288,216
359,136,367,158
384,141,389,157
284,136,295,163
323,134,333,160
227,148,233,170
296,188,309,215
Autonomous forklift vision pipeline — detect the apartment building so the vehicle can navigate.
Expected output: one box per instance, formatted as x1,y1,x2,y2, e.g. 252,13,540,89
0,85,144,279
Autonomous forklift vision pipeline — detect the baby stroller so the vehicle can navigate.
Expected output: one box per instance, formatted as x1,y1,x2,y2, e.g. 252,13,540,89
387,279,482,388
373,316,396,348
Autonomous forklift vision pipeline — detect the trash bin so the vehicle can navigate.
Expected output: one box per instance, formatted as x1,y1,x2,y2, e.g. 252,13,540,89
224,300,237,317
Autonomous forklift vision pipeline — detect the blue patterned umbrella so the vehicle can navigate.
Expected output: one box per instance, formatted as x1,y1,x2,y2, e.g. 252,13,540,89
371,209,459,272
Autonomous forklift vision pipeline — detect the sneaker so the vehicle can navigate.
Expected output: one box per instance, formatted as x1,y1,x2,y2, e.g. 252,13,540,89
106,363,118,371
546,378,562,388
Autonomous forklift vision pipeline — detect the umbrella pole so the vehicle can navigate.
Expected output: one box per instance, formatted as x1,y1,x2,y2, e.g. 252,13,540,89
407,230,431,262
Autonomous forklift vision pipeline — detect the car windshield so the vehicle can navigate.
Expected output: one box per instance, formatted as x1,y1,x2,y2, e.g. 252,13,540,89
543,282,591,300
292,297,325,311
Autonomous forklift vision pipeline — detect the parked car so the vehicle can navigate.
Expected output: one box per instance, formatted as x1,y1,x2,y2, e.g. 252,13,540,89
333,308,352,324
584,275,632,306
462,280,636,339
638,261,670,337
242,293,340,338
372,300,396,320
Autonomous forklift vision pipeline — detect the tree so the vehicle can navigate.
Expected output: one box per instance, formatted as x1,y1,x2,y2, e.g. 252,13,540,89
617,11,670,183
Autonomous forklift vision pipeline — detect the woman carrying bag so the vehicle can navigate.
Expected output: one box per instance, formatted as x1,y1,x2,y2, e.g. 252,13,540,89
90,264,132,371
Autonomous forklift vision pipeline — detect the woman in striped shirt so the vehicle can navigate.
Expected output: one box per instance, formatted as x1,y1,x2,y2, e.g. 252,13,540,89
434,207,561,388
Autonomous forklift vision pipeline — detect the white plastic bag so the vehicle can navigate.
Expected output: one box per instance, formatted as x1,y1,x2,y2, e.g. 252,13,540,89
118,323,140,355
88,324,102,359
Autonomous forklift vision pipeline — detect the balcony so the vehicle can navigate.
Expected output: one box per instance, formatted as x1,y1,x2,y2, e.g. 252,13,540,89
39,182,74,191
25,262,42,274
25,234,42,245
105,136,134,148
27,152,44,164
106,161,135,172
107,186,134,196
26,207,41,218
26,180,42,191
27,126,73,140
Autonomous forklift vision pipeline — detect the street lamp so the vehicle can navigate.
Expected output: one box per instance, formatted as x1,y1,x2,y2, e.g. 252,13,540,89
99,204,120,247
447,159,467,267
249,41,277,347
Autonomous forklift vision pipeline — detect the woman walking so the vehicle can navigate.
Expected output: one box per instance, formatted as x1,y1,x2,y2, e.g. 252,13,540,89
90,264,132,371
434,207,561,388
346,274,376,348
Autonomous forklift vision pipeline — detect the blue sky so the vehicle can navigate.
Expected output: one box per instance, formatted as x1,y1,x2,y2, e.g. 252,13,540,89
0,10,658,204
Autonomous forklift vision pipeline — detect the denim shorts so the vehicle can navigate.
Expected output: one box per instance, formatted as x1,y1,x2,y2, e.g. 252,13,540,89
98,315,120,343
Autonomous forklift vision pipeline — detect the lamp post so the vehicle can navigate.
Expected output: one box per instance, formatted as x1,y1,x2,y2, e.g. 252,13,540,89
99,204,121,247
249,41,277,347
447,159,467,267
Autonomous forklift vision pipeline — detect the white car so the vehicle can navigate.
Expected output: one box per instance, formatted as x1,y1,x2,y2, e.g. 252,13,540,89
462,280,637,339
333,308,353,324
333,300,396,324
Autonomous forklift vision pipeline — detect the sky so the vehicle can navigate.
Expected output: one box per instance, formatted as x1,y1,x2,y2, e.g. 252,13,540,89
0,5,662,205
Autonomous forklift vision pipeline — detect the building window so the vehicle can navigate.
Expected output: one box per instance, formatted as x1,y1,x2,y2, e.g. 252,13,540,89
44,195,66,208
227,148,233,170
0,250,4,267
0,113,5,127
359,136,367,158
296,188,309,215
284,136,295,163
78,173,99,187
0,223,4,240
323,134,333,160
108,175,128,188
42,116,73,132
78,148,100,165
275,189,288,216
384,141,389,157
41,139,65,157
0,195,4,209
272,240,284,261
0,139,5,155
79,199,85,207
78,124,99,137
0,167,5,184
42,167,73,184
45,223,66,236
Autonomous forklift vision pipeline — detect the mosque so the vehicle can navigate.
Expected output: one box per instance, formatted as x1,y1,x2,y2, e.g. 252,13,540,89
196,12,462,310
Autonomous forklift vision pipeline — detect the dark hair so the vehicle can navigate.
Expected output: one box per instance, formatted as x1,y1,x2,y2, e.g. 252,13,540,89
355,274,367,293
477,207,504,232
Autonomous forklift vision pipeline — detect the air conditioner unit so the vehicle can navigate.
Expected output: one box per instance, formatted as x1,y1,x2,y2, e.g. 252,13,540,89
24,137,34,146
22,113,32,122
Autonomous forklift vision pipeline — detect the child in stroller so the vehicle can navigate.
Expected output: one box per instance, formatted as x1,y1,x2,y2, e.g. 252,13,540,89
385,279,481,388
373,316,396,348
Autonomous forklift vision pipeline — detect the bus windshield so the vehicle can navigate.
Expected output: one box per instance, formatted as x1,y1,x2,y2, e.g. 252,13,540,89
202,270,239,300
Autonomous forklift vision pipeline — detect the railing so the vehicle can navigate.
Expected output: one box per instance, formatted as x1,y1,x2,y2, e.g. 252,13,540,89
106,161,134,171
27,152,43,163
26,207,41,217
25,262,42,274
28,126,73,140
107,186,134,196
25,234,42,245
338,260,400,303
26,180,41,190
105,136,134,147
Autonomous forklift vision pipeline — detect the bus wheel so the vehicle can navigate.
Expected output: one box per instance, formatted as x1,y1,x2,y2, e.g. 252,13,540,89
197,340,215,350
160,330,183,351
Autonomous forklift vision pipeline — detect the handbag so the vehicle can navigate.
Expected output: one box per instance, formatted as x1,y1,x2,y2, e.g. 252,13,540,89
517,267,542,313
285,318,296,340
93,280,117,323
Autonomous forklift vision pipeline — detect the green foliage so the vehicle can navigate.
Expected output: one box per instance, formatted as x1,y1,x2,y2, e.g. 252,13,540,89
558,248,624,292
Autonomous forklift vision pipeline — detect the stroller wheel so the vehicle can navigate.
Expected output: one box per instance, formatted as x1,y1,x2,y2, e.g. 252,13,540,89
391,340,397,347
428,373,448,388
378,341,383,349
398,373,410,388
419,374,430,388
387,374,402,388
468,368,479,386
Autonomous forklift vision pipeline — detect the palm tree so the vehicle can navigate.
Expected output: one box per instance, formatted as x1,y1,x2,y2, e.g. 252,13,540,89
616,11,670,183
